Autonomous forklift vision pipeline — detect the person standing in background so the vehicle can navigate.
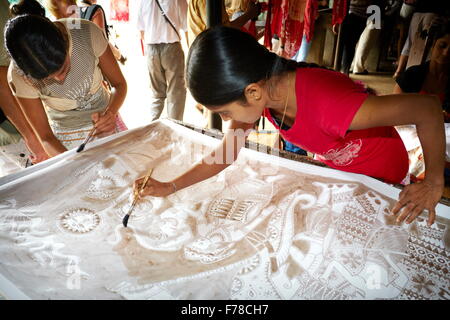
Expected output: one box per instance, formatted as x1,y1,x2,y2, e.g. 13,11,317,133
292,0,329,63
352,0,402,75
333,0,381,75
187,0,260,46
137,0,188,122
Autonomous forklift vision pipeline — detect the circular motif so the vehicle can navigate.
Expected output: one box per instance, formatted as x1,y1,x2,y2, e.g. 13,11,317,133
85,176,117,200
60,208,100,234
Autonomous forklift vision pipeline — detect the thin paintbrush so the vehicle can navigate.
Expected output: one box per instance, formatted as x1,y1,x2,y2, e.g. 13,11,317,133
122,167,153,227
76,109,109,153
76,126,96,153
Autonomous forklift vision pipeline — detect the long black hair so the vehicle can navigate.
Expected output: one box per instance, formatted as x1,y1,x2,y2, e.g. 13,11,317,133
186,26,322,107
4,14,68,80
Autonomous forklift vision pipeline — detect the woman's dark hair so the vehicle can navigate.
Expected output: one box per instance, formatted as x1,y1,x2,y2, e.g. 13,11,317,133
5,14,67,80
432,21,450,43
187,26,321,107
10,0,46,17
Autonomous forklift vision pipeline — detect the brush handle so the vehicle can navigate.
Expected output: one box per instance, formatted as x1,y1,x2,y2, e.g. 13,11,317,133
128,168,153,212
78,109,110,151
122,168,154,227
80,127,96,146
139,168,154,193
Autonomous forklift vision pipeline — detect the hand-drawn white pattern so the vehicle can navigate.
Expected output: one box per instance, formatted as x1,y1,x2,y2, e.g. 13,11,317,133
316,139,362,166
0,121,448,299
59,208,101,234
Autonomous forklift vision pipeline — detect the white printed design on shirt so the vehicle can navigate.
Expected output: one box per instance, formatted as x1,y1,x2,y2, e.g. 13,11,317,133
316,139,362,166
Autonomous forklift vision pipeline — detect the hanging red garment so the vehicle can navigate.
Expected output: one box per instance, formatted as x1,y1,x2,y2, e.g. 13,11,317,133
264,0,307,57
332,0,348,25
280,0,307,57
303,0,318,43
110,0,129,22
264,0,274,49
271,0,284,36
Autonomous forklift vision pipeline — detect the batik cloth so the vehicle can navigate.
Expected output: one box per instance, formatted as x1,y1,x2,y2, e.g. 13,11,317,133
0,120,448,300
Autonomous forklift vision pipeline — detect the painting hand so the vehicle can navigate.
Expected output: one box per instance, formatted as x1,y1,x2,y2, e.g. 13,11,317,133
133,177,176,198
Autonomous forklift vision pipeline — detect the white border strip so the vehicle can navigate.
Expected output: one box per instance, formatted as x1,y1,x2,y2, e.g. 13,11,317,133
0,273,30,300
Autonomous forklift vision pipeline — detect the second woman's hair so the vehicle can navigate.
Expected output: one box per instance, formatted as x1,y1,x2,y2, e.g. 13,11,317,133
45,0,76,19
10,0,46,17
5,14,68,80
186,26,318,107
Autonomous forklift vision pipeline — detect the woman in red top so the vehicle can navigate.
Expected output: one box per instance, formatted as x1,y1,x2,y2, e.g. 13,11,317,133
135,26,445,226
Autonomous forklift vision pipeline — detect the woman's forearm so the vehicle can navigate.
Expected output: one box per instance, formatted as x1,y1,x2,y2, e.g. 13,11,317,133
172,140,236,191
0,89,37,143
106,82,127,115
40,133,67,157
0,67,40,145
172,161,230,191
416,97,446,184
171,123,251,191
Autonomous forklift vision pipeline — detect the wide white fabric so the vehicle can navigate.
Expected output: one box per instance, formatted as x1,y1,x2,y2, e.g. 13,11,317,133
0,120,449,300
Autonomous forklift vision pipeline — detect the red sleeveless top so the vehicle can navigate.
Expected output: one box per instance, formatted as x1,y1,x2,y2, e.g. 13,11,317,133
264,67,409,184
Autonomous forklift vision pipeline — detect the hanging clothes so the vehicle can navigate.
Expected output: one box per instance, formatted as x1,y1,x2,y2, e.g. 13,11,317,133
303,0,318,42
332,0,348,25
110,0,129,22
264,0,307,57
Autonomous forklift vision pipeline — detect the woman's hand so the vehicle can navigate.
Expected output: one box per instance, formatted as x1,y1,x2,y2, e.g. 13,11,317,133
392,180,444,226
246,1,261,20
23,136,49,163
133,177,176,198
92,110,116,137
27,147,49,163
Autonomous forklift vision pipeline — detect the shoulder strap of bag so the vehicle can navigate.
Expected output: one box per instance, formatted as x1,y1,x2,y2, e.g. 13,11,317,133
80,4,110,39
154,0,181,41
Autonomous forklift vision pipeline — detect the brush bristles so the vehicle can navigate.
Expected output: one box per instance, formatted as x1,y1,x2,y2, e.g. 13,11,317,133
122,214,130,227
76,144,85,153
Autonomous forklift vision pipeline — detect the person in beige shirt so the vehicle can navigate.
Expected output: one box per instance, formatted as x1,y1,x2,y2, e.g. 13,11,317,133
5,12,127,159
187,0,260,46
